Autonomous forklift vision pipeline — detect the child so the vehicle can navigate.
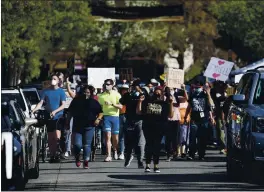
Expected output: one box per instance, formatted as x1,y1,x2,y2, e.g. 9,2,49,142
177,96,190,158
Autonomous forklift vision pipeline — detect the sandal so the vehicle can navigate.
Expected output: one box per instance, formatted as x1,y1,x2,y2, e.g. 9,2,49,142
104,156,112,162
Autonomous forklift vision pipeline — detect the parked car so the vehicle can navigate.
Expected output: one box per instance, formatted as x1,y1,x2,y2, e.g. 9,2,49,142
2,88,31,118
226,67,264,182
1,100,39,190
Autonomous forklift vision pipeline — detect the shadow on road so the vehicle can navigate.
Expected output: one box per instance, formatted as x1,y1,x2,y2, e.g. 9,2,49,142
26,172,264,191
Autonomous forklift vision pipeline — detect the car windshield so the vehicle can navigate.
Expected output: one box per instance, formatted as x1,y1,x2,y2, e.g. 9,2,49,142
23,91,39,105
2,93,26,111
253,78,264,105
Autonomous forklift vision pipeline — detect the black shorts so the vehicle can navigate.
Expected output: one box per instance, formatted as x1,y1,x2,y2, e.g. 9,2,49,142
47,118,64,132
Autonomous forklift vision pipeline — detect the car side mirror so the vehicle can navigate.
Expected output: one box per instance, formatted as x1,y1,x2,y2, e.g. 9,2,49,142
233,94,246,104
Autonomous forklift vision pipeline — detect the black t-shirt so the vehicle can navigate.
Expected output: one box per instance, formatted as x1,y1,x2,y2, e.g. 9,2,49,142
211,88,227,117
141,98,170,122
68,96,103,128
189,91,211,122
120,91,144,121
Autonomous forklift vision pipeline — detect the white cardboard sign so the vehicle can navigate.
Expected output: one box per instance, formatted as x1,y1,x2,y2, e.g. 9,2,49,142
204,57,234,82
87,68,115,88
166,68,184,88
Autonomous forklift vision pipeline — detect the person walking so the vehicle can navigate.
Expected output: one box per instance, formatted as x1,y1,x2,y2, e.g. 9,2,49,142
136,86,174,173
164,87,181,162
184,80,215,161
118,84,129,160
98,79,123,162
120,80,146,168
211,81,228,154
33,73,66,163
66,85,103,169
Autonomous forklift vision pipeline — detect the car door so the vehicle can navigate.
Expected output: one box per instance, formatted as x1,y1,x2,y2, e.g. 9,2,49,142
228,74,254,160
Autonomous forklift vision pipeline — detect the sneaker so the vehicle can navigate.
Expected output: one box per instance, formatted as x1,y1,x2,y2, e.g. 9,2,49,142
49,156,55,163
54,155,61,163
83,160,89,169
166,156,172,162
124,155,134,168
199,157,205,161
138,161,144,169
154,167,160,173
104,156,112,162
220,149,227,155
114,151,118,160
145,166,151,172
118,153,125,160
75,155,81,167
64,151,70,157
187,156,194,160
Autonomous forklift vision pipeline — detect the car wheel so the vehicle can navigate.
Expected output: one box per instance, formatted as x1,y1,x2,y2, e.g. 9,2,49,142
15,154,27,191
41,136,48,163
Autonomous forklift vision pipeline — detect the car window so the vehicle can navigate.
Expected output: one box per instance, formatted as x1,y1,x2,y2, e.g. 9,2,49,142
8,105,17,127
253,78,264,105
2,93,26,111
14,103,26,125
236,74,254,100
23,91,40,105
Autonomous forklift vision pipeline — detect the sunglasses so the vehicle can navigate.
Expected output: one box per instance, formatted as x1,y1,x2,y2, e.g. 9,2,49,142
105,83,112,86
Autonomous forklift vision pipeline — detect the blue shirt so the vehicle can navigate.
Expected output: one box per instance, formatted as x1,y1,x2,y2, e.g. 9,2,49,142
41,88,66,120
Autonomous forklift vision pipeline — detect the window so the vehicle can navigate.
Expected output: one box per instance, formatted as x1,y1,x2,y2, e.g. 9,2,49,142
236,74,254,100
3,93,26,111
14,103,25,126
23,91,40,105
253,78,264,105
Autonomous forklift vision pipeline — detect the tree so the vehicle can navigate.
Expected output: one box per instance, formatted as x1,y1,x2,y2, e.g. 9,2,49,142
1,1,96,85
210,0,264,61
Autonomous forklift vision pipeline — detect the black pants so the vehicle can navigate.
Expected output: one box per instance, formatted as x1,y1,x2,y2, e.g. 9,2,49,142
189,120,209,158
143,121,165,165
165,121,180,157
125,120,145,163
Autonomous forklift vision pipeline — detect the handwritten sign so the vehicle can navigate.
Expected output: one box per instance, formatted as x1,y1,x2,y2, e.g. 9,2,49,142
87,68,115,88
166,68,184,88
204,57,234,82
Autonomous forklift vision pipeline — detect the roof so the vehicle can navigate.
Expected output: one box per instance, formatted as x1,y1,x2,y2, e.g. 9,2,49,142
230,59,264,76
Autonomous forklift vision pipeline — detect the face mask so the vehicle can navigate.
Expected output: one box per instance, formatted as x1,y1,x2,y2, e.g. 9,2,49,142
196,88,203,93
133,91,140,97
85,95,91,99
51,80,58,86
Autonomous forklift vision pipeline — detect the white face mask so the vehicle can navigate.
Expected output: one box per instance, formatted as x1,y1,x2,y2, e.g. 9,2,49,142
51,79,58,86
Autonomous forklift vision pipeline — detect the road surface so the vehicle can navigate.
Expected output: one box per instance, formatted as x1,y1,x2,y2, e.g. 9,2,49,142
26,150,264,191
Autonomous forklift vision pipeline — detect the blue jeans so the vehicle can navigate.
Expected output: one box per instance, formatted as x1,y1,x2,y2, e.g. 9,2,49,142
103,116,120,134
74,127,95,161
65,118,73,152
119,115,126,154
189,121,209,158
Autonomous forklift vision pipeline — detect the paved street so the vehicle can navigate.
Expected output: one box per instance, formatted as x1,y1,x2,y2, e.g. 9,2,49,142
25,150,264,191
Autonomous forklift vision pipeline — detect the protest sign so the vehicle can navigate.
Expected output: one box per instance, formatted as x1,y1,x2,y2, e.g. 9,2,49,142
87,68,115,88
204,57,234,82
166,68,184,88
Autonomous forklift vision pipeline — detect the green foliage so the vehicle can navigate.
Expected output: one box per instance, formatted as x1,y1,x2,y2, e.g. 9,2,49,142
210,0,264,59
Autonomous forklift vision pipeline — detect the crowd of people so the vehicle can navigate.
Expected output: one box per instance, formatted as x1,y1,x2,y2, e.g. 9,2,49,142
33,72,230,173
